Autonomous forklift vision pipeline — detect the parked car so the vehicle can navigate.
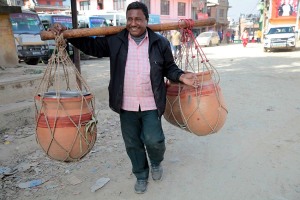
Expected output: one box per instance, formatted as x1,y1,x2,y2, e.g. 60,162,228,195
263,25,298,52
196,31,220,47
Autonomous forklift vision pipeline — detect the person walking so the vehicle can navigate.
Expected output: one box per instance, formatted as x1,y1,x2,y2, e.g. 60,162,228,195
231,32,235,43
166,31,175,53
170,29,182,58
256,29,262,43
225,31,231,44
218,30,223,43
240,29,249,47
49,1,196,194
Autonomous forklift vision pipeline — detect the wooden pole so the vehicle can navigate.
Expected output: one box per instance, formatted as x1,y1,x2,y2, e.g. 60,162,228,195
70,0,81,87
40,18,216,41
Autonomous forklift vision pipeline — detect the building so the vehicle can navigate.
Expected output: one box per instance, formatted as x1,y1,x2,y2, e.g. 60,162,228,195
5,0,230,34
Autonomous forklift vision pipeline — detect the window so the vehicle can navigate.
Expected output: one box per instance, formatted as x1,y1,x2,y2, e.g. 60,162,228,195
140,0,150,13
207,7,211,17
113,0,125,10
161,0,170,15
219,9,224,18
97,0,103,10
178,2,186,16
80,1,90,10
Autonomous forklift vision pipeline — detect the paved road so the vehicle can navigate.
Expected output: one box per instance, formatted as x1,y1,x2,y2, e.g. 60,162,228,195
2,42,300,200
77,43,300,200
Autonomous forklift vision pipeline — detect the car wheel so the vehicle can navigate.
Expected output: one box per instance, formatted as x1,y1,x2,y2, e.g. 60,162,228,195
263,48,268,52
25,58,40,65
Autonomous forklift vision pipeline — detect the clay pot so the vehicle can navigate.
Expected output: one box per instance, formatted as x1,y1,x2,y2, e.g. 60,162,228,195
164,71,228,136
35,92,97,162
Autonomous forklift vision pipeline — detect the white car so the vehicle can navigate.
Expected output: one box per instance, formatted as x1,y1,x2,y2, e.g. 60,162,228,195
263,26,298,52
196,31,220,47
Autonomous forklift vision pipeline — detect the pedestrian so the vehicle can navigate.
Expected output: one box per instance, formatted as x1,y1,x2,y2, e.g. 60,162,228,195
218,30,223,43
240,29,249,47
170,29,182,58
231,32,235,43
256,29,262,43
166,31,175,53
225,31,230,44
49,1,197,194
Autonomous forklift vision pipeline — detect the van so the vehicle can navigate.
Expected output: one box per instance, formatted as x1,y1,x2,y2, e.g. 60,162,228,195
38,14,73,59
78,15,108,28
10,10,49,65
39,14,73,30
96,12,126,26
77,15,108,60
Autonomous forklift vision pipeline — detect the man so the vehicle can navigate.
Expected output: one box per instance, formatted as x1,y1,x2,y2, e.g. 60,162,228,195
49,1,196,194
278,0,293,16
256,29,262,43
170,29,181,58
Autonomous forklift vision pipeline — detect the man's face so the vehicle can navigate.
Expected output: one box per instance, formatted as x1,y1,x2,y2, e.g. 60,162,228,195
126,9,148,37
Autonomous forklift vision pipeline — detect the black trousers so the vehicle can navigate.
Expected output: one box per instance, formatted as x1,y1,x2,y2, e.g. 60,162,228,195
120,109,166,180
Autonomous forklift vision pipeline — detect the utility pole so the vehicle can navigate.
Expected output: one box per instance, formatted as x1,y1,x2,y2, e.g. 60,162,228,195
261,0,267,33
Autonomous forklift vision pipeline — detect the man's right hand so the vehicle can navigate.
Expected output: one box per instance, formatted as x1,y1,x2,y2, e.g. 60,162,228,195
48,23,67,35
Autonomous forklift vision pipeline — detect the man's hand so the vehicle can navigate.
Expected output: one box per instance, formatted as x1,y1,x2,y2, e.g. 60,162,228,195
179,72,198,87
48,23,67,35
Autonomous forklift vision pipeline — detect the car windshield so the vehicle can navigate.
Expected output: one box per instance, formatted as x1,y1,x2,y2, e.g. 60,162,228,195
10,13,44,34
268,27,295,34
199,32,212,37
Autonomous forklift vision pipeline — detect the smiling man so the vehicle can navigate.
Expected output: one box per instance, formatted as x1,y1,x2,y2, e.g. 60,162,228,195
49,1,196,194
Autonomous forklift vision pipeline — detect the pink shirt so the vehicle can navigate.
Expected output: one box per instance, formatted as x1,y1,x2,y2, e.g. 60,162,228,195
122,32,157,111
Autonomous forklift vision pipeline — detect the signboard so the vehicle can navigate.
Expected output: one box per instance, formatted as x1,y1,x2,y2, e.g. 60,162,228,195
197,13,208,19
273,0,298,18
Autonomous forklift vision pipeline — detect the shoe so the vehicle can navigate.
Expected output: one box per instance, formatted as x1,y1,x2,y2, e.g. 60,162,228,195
134,179,148,194
151,164,163,181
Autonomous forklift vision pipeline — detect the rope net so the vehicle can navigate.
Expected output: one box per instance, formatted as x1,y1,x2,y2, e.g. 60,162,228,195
164,19,228,136
34,35,97,162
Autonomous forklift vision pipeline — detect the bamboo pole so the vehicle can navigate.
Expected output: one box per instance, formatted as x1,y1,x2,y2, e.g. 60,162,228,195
40,18,216,41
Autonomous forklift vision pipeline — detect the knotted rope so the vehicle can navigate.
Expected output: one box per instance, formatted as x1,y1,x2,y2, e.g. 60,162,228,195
34,35,97,161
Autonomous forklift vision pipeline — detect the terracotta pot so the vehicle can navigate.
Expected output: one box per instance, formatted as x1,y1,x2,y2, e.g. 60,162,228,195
35,93,97,162
164,71,228,136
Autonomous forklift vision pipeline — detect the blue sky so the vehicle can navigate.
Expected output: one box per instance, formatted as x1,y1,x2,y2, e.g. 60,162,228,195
228,0,260,21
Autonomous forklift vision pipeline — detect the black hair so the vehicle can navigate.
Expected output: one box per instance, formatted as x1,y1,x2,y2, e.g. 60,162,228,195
126,1,149,21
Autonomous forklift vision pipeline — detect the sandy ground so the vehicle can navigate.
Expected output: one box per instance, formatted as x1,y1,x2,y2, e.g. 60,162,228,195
1,43,300,200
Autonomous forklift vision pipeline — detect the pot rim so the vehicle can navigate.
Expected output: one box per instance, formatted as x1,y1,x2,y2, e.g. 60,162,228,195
38,91,91,98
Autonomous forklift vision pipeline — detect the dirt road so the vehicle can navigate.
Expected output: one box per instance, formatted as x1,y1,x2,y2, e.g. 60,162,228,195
1,43,300,200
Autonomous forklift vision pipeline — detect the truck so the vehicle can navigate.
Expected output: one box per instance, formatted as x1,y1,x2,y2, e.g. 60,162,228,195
9,10,49,65
263,0,300,52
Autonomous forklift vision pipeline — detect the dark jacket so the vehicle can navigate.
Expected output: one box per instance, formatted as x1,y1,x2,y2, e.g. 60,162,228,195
68,27,184,116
